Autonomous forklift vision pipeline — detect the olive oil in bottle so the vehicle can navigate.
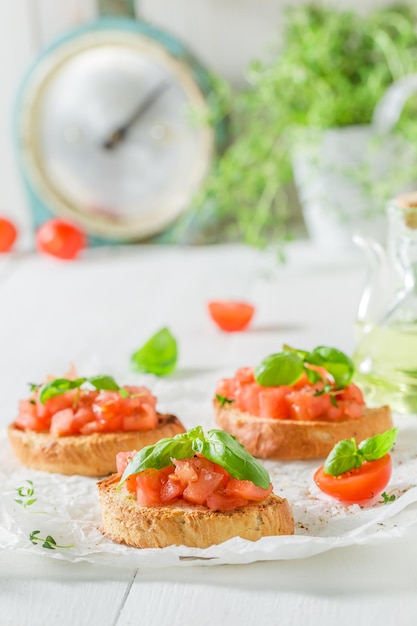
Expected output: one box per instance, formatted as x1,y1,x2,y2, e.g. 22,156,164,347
353,322,417,414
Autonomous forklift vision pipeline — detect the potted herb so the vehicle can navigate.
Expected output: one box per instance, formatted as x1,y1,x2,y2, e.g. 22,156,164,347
182,3,417,252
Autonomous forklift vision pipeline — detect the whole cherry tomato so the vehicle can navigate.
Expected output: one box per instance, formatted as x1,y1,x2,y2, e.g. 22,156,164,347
208,301,255,332
314,454,392,505
36,219,86,260
0,217,17,252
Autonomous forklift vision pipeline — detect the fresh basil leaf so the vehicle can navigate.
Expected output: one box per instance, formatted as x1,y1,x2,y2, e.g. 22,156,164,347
215,394,234,407
282,344,308,360
38,378,86,404
323,438,362,476
254,352,304,387
358,427,398,461
305,368,323,384
119,431,194,486
88,375,120,391
192,429,270,489
305,346,354,388
131,327,178,376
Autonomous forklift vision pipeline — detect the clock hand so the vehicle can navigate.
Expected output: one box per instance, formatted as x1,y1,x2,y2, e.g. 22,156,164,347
103,81,169,150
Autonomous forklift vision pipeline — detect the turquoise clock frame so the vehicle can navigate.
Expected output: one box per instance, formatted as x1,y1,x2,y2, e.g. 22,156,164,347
14,16,226,245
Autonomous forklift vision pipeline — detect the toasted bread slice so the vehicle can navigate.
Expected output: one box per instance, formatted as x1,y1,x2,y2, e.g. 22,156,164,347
98,473,294,548
7,413,185,476
214,400,393,460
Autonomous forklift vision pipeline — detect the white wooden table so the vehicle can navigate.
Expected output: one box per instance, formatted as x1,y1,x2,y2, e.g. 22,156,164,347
1,242,417,626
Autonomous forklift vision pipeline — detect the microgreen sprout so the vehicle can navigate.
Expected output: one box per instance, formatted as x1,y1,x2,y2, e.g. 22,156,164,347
29,530,73,550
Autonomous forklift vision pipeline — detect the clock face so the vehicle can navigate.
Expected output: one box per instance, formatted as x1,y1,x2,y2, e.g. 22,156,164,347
19,28,215,239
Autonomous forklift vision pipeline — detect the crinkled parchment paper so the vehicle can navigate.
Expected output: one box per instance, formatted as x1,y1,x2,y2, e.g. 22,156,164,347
1,374,417,568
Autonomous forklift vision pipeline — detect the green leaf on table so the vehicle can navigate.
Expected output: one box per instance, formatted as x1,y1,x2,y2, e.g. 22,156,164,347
131,327,178,376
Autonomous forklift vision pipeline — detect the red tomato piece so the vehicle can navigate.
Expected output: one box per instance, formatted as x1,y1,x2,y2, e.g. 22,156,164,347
115,450,137,475
15,400,48,432
160,475,184,503
135,467,172,507
122,404,158,431
36,219,86,260
258,386,293,419
182,468,225,505
235,367,255,384
208,301,255,332
235,383,261,415
0,217,17,252
215,377,236,399
225,479,273,502
206,492,249,511
72,407,96,431
314,454,393,504
50,408,77,437
172,459,199,487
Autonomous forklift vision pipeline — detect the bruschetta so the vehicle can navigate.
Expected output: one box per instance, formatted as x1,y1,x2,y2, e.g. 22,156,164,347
7,373,186,476
213,346,393,460
98,426,294,548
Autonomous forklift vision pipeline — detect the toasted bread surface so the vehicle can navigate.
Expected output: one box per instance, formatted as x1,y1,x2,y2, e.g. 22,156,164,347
7,413,185,476
98,474,294,548
214,401,393,460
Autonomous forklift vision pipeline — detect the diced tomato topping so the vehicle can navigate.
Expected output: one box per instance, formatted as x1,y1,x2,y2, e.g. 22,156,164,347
183,468,225,505
122,403,158,431
116,450,137,475
225,479,273,501
15,381,161,436
160,474,184,503
206,492,249,511
122,455,272,512
215,367,365,422
50,409,77,437
135,466,173,507
258,386,292,419
235,367,255,384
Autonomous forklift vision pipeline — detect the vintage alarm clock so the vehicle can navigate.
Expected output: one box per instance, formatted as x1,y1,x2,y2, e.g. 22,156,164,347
15,15,221,242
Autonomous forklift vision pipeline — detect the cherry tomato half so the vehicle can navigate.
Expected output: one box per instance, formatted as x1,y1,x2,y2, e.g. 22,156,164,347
314,454,392,505
208,301,255,332
0,217,17,252
36,219,86,260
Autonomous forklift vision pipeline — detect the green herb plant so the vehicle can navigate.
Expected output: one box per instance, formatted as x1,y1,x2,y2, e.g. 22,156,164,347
119,426,270,489
380,491,396,504
29,530,73,550
188,4,417,250
131,327,178,376
323,428,398,477
15,480,37,510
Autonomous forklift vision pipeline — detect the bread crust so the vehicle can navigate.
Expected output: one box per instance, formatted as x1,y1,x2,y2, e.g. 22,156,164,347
7,413,185,476
98,474,294,548
214,401,393,460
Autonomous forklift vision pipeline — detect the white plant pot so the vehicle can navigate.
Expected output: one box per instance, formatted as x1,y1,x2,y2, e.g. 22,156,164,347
292,125,414,250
